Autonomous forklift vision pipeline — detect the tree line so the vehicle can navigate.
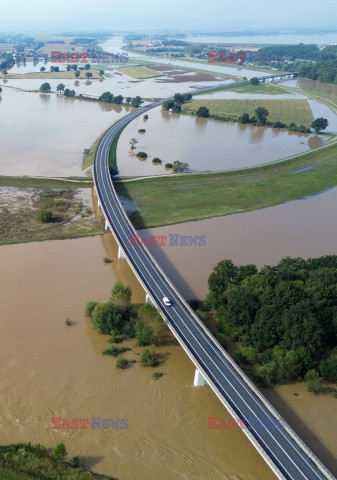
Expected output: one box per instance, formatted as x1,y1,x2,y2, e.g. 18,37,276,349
206,256,337,389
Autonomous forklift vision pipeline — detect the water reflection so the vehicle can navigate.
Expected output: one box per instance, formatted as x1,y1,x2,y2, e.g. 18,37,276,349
117,106,326,177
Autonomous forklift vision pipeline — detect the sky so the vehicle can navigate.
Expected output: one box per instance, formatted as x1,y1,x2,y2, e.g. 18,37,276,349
0,0,336,32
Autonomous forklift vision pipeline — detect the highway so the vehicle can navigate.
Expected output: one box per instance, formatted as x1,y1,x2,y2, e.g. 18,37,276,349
93,92,334,480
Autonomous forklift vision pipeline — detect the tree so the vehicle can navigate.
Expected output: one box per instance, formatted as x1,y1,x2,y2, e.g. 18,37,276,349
131,96,143,107
172,160,189,172
255,107,269,126
110,282,132,308
56,83,65,94
99,91,114,103
320,355,337,382
136,151,147,159
84,63,91,70
250,77,259,85
172,103,181,113
162,99,174,111
99,69,104,76
91,302,123,334
207,260,239,307
126,97,131,103
114,94,123,105
173,93,185,104
85,71,93,79
140,346,159,367
239,113,250,124
64,89,75,97
85,301,98,318
40,66,46,72
71,64,78,70
75,70,80,78
66,64,71,71
196,106,209,118
39,82,51,93
307,379,323,395
0,87,2,94
130,138,138,149
52,442,67,461
311,117,329,133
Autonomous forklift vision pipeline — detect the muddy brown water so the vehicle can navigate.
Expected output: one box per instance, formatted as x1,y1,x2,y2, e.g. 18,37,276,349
0,233,276,480
116,106,325,177
1,189,337,478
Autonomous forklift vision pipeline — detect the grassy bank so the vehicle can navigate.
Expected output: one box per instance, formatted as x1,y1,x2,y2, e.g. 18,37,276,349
114,140,337,228
0,187,102,245
0,443,116,480
182,98,313,127
117,65,163,78
0,176,92,189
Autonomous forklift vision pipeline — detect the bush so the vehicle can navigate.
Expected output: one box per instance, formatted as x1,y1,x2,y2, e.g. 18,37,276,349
143,114,149,120
196,106,209,118
102,346,130,356
307,379,323,395
152,371,163,380
152,157,162,164
65,318,72,326
52,442,67,461
140,346,159,367
172,103,181,113
103,257,112,263
69,455,80,467
85,301,98,318
116,357,128,369
304,369,319,382
36,209,53,223
234,346,258,365
138,128,146,133
250,77,259,85
320,355,337,383
165,163,173,169
136,151,148,159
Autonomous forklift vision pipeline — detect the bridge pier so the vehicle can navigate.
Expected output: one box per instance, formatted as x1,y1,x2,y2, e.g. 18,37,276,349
145,294,154,306
104,218,110,230
97,199,101,208
194,369,208,386
118,245,126,260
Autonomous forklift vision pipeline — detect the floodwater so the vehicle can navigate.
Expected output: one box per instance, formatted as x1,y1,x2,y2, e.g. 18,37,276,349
1,192,336,478
0,231,276,480
138,186,337,299
0,89,130,176
116,105,324,177
101,36,270,80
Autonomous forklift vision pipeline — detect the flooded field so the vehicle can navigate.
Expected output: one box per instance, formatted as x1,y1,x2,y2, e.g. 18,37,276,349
0,89,129,176
138,185,337,299
116,105,324,176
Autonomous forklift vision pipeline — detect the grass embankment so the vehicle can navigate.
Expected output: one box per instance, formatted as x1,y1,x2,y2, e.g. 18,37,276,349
1,70,100,79
0,187,102,245
182,98,313,127
114,141,337,228
0,176,92,189
202,81,292,95
0,443,116,480
117,65,163,79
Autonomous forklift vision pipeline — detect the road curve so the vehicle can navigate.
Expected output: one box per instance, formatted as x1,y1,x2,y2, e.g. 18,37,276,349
93,95,334,480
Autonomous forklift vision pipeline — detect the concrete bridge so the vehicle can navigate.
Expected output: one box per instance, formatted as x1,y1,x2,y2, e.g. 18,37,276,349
93,89,335,480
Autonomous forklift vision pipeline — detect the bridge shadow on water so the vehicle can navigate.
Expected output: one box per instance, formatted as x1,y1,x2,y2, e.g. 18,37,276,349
263,387,337,477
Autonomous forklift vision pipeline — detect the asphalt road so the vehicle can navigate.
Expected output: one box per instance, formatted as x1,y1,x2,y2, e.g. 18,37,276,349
93,96,333,480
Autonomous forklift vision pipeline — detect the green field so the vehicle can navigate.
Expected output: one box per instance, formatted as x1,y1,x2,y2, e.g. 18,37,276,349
182,99,313,127
114,140,337,229
118,65,162,79
0,176,92,189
